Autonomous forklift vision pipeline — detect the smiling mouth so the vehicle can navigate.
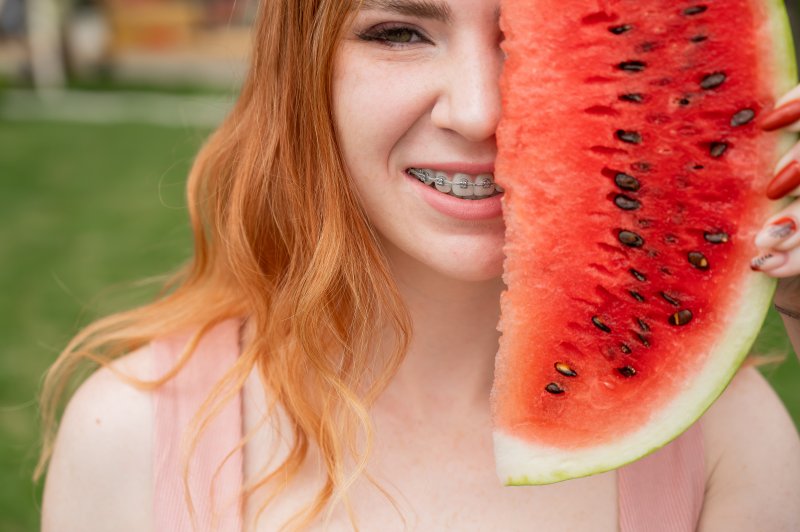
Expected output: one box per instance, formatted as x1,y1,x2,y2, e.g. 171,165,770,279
407,168,504,200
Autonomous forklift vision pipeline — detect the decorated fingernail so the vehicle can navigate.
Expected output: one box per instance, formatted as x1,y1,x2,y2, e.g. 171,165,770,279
755,216,797,248
750,252,787,271
766,161,800,200
760,100,800,131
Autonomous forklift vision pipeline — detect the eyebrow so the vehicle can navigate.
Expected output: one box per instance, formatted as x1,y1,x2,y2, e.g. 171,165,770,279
359,0,453,24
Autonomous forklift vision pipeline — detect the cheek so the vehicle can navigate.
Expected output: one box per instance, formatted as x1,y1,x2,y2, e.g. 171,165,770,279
333,54,433,174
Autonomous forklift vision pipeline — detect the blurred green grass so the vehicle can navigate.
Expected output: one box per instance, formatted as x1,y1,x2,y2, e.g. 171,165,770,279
0,120,204,531
0,119,798,531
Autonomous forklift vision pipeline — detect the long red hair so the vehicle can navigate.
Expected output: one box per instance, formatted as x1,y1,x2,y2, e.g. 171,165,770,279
38,1,412,528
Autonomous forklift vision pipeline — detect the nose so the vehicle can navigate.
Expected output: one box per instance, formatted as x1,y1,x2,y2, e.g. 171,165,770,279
430,39,503,143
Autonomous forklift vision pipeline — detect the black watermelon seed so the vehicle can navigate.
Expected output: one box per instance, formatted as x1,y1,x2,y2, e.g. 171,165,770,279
618,61,647,72
620,343,633,354
630,268,647,282
615,172,641,191
688,251,709,270
616,130,642,144
692,164,704,170
700,72,726,90
617,365,637,377
592,316,612,333
619,230,644,247
555,362,578,377
704,231,729,244
614,194,641,210
690,34,708,43
629,290,645,302
683,6,707,16
636,333,650,347
661,292,680,306
620,93,644,103
678,97,691,106
669,309,693,326
545,382,565,394
637,318,650,332
710,142,728,158
609,24,633,35
731,109,755,127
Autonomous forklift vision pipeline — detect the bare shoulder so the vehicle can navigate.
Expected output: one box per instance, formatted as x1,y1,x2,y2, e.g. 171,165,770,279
698,366,800,531
41,346,155,532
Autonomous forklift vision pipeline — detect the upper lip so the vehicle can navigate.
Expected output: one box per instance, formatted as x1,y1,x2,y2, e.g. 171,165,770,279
406,162,495,174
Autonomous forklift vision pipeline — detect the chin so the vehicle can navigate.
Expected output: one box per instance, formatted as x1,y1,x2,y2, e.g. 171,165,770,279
425,248,506,283
446,266,505,284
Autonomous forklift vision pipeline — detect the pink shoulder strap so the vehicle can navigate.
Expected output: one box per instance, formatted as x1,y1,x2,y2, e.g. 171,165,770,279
618,422,705,531
151,320,244,532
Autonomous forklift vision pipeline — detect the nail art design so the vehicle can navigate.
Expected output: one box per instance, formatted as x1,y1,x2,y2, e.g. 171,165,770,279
766,161,800,200
760,99,800,131
750,253,774,271
767,217,797,239
755,216,798,249
750,253,786,271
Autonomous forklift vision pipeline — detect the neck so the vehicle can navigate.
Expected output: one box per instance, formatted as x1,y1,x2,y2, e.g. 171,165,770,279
375,243,505,421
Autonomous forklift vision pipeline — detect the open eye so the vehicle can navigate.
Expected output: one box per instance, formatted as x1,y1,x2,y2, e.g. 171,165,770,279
357,23,430,48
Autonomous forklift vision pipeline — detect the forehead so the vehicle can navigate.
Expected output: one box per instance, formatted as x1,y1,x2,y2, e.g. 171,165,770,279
357,0,499,22
359,0,450,21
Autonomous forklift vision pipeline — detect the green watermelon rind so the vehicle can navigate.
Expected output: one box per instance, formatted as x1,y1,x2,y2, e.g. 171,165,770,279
770,0,797,87
495,0,798,486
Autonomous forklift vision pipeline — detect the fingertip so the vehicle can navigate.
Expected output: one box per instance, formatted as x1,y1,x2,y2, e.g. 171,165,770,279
766,161,800,200
750,251,788,272
759,99,800,132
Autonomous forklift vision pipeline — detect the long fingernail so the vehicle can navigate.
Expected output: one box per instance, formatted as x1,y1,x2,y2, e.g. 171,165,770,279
755,216,798,248
766,161,800,200
760,100,800,131
750,252,787,271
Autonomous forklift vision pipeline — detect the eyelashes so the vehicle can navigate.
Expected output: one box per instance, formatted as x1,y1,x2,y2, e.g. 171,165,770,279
356,23,431,48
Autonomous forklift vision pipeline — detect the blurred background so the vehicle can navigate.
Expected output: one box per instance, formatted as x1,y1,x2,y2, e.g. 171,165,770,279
1,1,799,530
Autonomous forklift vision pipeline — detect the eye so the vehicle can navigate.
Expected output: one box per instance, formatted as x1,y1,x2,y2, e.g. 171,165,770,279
357,23,430,48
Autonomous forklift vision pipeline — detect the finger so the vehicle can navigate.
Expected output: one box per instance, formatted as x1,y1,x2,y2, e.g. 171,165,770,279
752,246,800,278
750,250,789,273
765,142,800,200
754,214,799,251
760,84,800,132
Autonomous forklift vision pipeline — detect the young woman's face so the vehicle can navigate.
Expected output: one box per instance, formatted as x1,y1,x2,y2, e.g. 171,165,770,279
334,0,505,283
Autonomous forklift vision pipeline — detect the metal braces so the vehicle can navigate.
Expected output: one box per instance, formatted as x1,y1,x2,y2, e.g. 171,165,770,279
408,168,497,189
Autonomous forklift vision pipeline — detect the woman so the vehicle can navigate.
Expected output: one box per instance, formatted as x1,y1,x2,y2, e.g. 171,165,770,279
40,0,800,530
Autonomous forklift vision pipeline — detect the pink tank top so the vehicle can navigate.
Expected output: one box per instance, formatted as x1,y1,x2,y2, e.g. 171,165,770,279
152,321,705,531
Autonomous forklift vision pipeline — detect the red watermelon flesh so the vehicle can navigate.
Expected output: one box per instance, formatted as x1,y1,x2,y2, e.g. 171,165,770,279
493,0,796,484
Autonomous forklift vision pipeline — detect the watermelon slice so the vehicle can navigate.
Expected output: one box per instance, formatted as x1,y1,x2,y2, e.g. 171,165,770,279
493,0,797,485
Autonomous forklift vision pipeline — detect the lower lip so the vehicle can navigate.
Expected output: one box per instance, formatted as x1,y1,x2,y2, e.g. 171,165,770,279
407,174,504,221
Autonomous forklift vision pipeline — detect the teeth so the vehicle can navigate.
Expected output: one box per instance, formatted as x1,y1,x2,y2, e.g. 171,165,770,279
474,174,494,197
409,168,502,199
434,171,452,193
451,173,472,197
414,168,435,185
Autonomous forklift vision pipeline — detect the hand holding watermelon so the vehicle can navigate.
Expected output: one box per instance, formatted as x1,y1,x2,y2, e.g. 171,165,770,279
753,88,800,282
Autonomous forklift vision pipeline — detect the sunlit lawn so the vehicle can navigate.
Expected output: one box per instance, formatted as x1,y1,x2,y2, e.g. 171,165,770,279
0,119,798,530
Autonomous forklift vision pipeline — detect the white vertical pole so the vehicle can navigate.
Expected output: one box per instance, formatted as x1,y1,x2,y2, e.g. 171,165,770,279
26,0,67,92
